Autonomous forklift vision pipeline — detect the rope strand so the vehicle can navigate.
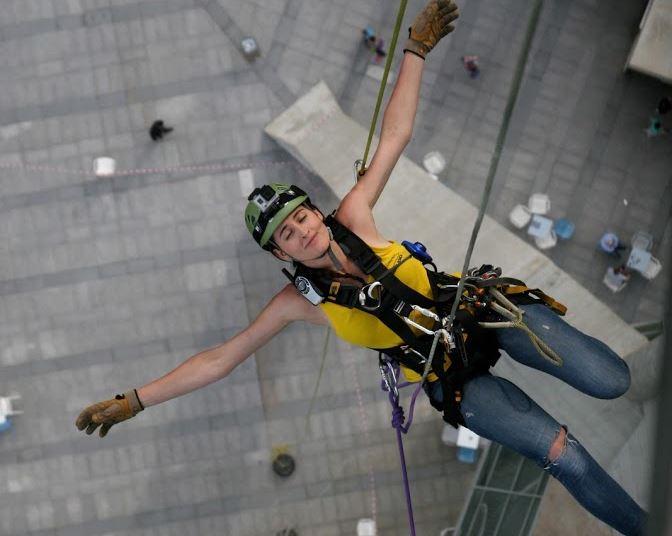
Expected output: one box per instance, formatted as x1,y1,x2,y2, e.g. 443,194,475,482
447,0,544,326
360,0,409,173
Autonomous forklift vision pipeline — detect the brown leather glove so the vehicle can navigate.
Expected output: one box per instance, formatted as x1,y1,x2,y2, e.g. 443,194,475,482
75,389,144,438
404,0,459,59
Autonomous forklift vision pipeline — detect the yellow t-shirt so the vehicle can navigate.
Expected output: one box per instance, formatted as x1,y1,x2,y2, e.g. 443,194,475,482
319,241,449,382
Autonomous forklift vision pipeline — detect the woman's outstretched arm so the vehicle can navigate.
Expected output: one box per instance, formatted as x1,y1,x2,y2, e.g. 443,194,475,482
75,285,327,437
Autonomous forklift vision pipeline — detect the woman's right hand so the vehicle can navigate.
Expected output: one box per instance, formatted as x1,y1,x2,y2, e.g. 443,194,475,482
75,389,144,438
404,0,459,59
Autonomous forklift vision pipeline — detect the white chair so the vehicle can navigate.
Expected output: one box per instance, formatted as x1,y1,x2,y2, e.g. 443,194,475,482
93,157,116,177
456,425,480,464
357,519,377,536
528,193,551,215
508,204,532,229
0,395,23,432
0,395,23,417
535,230,557,250
641,256,662,280
423,150,446,175
631,231,653,252
441,423,459,445
603,267,629,293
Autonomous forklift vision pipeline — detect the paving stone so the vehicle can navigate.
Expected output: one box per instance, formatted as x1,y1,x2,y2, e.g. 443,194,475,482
0,1,667,535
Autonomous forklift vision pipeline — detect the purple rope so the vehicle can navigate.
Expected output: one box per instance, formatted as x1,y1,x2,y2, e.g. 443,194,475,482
383,364,425,536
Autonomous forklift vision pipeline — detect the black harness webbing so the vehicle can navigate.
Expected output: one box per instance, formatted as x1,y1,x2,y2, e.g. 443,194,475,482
327,216,443,310
292,216,501,427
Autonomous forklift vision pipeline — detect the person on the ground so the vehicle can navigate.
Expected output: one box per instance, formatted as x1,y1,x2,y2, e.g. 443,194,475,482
645,117,665,138
77,3,647,534
461,55,480,78
362,25,376,47
149,120,174,141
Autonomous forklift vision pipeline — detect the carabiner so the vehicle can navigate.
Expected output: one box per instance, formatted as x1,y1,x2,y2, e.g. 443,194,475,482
379,359,399,399
359,281,383,311
409,304,441,323
353,159,366,183
402,316,437,336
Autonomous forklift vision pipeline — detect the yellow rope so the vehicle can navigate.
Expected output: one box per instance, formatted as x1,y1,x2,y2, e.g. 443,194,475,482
480,289,563,366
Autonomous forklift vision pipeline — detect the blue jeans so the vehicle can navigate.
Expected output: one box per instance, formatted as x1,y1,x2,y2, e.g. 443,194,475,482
427,304,647,536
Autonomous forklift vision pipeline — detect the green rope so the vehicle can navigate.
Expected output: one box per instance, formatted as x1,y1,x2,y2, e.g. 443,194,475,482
304,326,331,435
360,0,409,174
447,0,544,324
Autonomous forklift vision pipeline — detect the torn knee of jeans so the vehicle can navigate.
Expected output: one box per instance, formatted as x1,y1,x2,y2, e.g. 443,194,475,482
544,425,568,469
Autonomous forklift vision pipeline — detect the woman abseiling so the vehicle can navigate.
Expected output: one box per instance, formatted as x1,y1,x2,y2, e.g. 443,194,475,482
76,2,647,534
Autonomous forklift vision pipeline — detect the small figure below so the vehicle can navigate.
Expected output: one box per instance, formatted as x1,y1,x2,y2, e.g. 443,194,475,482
373,37,387,64
613,264,631,278
461,55,480,78
599,232,626,258
645,117,666,138
149,120,174,141
362,25,387,64
362,25,376,48
656,96,671,116
603,264,631,293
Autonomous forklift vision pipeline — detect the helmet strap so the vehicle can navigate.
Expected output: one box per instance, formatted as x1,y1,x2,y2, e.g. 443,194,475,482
326,246,344,272
324,226,345,272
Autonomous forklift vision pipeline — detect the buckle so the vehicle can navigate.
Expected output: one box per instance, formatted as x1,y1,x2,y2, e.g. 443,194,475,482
393,300,406,315
378,359,399,398
359,281,383,311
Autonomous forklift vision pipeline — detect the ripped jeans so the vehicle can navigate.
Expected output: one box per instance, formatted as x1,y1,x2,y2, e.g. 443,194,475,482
427,304,647,536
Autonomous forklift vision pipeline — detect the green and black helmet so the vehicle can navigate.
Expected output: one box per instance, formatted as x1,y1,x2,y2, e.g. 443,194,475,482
245,183,309,250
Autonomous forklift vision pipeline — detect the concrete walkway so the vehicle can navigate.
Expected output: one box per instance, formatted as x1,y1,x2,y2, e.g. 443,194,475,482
0,0,668,535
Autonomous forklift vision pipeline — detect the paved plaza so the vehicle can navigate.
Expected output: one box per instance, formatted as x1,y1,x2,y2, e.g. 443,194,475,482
0,0,669,535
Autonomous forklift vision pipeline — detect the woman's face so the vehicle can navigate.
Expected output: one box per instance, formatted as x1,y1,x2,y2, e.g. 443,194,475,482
271,205,329,262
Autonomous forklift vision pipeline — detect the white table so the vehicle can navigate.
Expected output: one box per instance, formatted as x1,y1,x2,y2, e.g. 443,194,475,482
626,248,652,273
457,425,480,449
0,397,10,419
527,214,553,238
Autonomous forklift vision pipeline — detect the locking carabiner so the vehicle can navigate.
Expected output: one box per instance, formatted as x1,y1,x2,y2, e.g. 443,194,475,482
359,281,383,311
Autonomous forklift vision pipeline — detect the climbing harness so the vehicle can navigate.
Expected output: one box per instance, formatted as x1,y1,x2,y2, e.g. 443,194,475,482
283,214,564,416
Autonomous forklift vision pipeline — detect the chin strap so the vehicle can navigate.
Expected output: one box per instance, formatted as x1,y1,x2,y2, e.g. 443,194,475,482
325,226,345,272
325,246,345,272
